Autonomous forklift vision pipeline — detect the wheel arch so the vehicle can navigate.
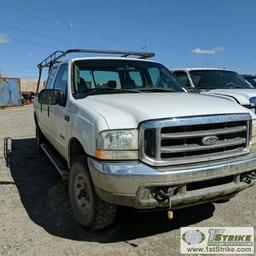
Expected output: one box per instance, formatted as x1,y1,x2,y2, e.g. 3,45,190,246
68,137,88,168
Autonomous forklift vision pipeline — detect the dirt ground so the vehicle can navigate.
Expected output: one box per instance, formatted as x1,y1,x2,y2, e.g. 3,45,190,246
0,105,255,256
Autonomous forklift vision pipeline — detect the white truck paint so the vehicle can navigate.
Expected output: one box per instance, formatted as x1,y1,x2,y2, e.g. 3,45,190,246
34,54,256,231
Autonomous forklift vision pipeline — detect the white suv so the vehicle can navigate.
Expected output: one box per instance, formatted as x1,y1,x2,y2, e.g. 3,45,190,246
172,68,256,111
34,50,256,231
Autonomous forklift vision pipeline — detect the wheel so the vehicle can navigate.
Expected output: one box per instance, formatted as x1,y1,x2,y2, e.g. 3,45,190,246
69,156,117,231
35,125,45,153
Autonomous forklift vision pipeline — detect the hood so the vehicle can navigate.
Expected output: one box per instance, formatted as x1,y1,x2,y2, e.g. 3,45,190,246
202,89,256,105
81,92,254,129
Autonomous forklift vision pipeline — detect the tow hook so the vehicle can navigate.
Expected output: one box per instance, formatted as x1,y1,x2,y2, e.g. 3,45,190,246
240,171,256,184
154,186,177,220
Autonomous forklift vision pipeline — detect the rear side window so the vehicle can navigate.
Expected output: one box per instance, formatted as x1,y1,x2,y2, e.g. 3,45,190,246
79,70,121,89
148,67,178,88
128,70,143,87
54,64,68,91
148,67,160,87
45,67,58,89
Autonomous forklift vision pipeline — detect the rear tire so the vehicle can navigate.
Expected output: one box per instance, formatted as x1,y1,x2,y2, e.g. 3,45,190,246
69,156,117,231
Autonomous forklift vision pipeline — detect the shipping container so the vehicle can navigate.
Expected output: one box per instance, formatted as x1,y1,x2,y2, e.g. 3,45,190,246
0,77,22,107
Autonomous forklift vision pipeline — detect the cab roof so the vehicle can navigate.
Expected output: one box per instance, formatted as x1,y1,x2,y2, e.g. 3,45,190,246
172,67,233,72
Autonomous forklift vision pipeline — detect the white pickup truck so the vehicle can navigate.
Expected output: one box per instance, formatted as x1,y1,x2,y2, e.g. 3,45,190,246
173,68,256,111
34,50,256,231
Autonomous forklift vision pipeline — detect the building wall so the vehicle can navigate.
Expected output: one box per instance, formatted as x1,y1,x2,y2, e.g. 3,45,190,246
20,79,44,92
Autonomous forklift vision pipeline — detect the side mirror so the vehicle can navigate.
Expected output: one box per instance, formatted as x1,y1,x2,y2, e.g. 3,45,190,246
38,89,66,106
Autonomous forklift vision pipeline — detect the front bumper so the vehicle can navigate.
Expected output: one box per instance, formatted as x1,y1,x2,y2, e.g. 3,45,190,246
88,150,256,209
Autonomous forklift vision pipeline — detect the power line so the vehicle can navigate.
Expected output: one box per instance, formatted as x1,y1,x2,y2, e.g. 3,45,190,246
10,36,54,49
0,3,141,48
0,60,36,64
0,23,96,47
0,3,55,25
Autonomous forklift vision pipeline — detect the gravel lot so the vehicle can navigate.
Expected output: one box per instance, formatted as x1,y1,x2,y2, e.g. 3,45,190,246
0,105,255,256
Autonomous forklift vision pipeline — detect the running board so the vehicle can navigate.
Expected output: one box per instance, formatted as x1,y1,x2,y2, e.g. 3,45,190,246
40,143,69,181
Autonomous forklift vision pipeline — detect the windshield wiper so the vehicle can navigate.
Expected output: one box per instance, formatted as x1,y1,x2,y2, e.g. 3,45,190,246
223,82,246,89
82,87,141,97
137,88,176,93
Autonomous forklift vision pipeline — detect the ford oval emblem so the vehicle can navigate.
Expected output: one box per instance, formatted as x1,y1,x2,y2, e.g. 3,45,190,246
201,136,219,146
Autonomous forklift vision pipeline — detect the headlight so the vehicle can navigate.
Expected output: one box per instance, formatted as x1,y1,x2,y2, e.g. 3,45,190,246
249,97,256,107
251,119,256,145
96,129,138,159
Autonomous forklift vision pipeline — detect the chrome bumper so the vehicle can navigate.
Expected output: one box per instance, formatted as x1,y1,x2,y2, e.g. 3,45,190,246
88,152,256,209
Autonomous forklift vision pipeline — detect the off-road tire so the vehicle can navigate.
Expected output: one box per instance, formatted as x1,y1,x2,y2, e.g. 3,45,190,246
69,155,117,231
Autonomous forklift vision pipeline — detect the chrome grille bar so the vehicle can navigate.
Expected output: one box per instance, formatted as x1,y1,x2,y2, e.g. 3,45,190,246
140,114,251,167
161,125,247,139
161,138,246,153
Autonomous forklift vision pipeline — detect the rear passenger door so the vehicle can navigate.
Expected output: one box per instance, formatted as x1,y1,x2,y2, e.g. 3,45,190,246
38,66,58,138
47,64,68,157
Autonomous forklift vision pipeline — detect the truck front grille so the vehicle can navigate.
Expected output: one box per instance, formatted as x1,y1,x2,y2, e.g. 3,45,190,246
140,114,251,166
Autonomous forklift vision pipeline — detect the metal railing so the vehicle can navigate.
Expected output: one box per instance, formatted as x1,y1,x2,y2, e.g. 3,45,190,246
36,48,155,92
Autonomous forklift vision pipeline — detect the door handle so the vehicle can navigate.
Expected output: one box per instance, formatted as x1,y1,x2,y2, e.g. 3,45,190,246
47,106,49,117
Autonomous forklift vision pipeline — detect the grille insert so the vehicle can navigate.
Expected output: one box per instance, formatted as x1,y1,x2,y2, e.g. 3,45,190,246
140,114,251,166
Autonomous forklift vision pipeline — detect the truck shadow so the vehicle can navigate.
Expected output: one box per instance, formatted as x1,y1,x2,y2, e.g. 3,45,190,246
4,137,215,243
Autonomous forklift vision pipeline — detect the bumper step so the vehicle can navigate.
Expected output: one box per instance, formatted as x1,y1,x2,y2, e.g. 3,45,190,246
40,143,69,181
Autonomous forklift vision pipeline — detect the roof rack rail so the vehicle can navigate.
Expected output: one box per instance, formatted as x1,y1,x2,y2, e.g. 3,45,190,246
36,48,155,93
37,48,155,69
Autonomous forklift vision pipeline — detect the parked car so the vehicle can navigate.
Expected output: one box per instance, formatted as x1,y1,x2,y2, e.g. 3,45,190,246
21,91,34,104
172,68,256,112
242,74,256,88
34,50,256,231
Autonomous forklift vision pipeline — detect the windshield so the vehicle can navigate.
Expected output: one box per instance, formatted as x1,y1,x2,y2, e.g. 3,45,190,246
190,70,253,90
72,59,185,98
243,76,256,88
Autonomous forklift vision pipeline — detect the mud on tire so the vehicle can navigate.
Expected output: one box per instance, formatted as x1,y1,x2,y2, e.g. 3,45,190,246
69,155,117,231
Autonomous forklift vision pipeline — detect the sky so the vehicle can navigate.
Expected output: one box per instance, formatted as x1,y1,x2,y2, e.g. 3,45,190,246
0,0,256,79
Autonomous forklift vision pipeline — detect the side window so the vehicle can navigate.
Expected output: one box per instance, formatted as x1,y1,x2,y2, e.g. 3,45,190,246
148,67,171,88
173,71,190,88
45,67,58,89
79,70,94,89
128,71,143,87
148,67,160,87
54,64,68,91
79,70,121,89
94,71,121,88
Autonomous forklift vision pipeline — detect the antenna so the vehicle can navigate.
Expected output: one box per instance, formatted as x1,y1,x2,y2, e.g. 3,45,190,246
144,40,148,52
